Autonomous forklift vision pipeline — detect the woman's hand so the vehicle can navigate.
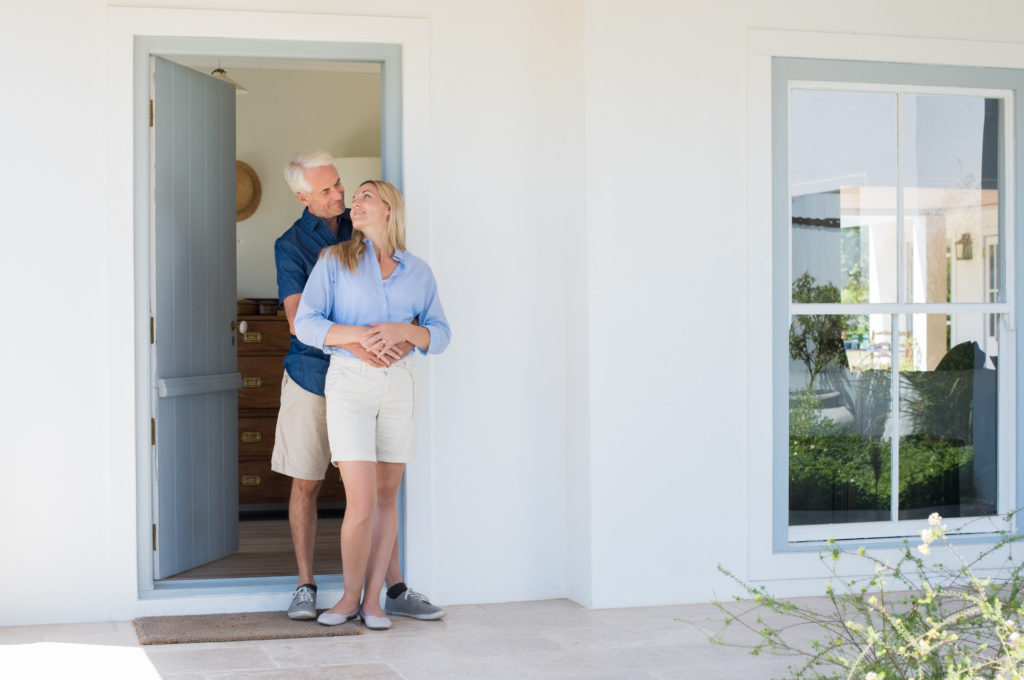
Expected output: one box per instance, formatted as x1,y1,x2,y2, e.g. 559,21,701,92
361,322,409,360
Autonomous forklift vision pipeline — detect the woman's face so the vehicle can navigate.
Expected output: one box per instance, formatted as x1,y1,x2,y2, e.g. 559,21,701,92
350,183,390,233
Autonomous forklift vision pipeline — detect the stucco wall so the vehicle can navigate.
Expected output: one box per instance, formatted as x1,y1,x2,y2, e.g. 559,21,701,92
3,0,1024,625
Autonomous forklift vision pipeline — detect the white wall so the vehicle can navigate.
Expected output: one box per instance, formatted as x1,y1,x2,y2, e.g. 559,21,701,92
0,0,576,625
580,0,1024,607
4,0,1024,626
230,66,381,299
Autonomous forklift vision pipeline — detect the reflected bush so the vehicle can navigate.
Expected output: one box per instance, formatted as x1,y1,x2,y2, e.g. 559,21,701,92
789,389,890,524
789,389,977,524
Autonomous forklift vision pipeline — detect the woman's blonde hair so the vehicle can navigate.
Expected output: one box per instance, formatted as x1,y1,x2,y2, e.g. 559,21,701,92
323,180,407,272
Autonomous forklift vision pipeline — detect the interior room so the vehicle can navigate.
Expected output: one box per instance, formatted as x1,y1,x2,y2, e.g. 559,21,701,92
160,56,383,581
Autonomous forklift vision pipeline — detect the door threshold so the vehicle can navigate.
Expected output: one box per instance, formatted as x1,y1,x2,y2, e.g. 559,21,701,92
144,574,344,599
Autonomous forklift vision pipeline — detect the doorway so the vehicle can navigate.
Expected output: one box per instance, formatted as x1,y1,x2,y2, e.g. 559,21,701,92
135,37,404,589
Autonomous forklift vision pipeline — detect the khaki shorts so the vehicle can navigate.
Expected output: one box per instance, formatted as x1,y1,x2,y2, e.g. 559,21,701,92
325,355,418,464
270,371,332,480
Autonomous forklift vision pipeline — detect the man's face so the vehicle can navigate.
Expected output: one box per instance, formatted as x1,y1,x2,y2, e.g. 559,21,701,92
297,165,345,219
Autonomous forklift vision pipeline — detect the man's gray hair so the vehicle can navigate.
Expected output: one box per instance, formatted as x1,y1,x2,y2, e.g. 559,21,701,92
283,150,335,194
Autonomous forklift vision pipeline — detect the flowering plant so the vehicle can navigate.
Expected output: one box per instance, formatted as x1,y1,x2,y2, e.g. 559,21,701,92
709,512,1024,680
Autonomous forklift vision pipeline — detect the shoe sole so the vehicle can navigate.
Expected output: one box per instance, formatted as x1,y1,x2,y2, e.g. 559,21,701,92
288,610,317,621
384,609,446,621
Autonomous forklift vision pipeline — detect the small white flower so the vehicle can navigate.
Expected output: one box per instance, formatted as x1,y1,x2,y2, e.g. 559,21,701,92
865,673,879,680
920,528,936,545
918,543,931,556
928,512,942,526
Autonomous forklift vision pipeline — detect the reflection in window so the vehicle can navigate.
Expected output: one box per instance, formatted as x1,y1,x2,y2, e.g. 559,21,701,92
788,311,891,525
789,309,998,525
898,314,997,520
786,84,1005,530
790,90,897,304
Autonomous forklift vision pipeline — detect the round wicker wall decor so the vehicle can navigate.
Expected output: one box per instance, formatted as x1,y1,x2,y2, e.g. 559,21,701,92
236,160,262,221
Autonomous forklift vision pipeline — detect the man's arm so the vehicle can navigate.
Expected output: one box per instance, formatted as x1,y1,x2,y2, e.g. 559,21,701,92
282,293,302,335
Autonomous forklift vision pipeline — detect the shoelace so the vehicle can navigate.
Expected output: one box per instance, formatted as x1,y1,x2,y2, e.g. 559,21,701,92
294,588,315,604
404,589,431,603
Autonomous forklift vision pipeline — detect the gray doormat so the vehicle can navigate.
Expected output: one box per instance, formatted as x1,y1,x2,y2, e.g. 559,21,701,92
132,611,362,645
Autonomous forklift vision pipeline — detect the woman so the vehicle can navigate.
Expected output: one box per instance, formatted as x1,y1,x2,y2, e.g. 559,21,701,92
294,180,451,630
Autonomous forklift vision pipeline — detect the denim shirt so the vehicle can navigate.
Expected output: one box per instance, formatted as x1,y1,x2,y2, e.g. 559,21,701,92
274,207,353,396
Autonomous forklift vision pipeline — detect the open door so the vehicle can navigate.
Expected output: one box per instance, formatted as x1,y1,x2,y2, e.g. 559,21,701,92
151,56,241,579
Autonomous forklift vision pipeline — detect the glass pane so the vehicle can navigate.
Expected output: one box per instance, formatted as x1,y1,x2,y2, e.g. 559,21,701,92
790,89,897,304
789,313,893,525
898,314,998,520
904,95,1001,303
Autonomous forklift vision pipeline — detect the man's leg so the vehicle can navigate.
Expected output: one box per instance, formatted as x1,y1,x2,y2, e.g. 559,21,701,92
384,536,403,588
290,477,323,587
272,371,331,620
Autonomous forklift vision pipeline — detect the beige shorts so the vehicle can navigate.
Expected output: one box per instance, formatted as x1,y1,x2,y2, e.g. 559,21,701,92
270,371,332,480
325,355,418,464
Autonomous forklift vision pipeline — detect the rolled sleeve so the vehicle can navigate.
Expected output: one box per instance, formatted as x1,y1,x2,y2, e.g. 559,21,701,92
275,241,309,303
294,257,337,350
418,272,451,355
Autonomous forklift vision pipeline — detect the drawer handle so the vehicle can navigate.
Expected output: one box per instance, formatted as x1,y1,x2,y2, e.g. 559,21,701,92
240,431,263,444
242,376,263,388
240,474,263,487
243,331,264,343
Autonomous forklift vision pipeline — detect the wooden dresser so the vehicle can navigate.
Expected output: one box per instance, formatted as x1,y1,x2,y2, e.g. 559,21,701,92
237,314,346,507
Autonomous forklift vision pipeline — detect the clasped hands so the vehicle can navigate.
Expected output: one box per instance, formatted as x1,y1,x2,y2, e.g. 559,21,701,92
345,322,412,368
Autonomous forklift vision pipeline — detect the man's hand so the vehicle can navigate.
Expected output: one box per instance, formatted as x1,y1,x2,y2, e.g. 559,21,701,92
343,342,393,367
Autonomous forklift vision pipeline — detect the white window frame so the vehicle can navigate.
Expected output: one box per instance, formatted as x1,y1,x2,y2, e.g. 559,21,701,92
785,80,1016,544
745,31,1024,585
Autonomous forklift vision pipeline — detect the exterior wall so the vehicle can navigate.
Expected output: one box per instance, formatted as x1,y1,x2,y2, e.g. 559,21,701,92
2,0,1024,625
581,0,1024,607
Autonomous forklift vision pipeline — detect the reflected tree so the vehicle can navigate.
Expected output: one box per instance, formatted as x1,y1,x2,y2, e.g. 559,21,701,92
790,272,848,388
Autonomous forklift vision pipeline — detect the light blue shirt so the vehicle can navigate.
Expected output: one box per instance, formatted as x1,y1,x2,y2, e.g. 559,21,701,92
294,241,451,358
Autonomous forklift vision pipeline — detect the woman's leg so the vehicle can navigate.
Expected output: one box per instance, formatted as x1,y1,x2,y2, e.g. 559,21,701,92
323,460,377,615
359,462,406,617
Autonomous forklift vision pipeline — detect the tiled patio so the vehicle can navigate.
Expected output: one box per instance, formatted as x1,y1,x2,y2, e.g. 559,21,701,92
0,598,811,679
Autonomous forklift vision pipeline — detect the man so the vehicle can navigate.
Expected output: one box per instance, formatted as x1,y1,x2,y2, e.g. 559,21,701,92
273,150,443,622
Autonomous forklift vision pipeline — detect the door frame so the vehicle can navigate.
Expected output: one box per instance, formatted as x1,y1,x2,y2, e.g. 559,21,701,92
126,26,419,601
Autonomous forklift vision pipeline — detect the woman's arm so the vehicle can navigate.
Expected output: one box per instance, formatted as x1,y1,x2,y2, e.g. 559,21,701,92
360,322,430,357
324,323,371,348
294,257,342,349
415,268,451,355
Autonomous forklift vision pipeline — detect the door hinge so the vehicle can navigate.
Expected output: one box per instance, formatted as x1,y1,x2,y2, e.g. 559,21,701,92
150,316,155,344
149,99,154,128
151,418,156,446
152,523,157,551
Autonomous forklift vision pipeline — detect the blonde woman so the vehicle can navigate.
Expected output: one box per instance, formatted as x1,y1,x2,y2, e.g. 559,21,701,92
295,181,451,629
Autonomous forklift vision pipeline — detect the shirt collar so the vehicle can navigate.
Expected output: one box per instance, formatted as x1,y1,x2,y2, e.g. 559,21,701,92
363,238,407,263
299,207,350,239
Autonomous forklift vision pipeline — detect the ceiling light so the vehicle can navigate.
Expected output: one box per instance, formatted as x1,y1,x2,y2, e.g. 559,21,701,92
210,67,248,95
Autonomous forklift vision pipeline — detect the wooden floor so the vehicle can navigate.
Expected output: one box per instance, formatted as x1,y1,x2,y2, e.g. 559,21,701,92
164,513,343,580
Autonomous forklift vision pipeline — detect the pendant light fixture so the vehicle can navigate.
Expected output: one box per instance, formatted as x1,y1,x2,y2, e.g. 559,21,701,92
210,66,248,95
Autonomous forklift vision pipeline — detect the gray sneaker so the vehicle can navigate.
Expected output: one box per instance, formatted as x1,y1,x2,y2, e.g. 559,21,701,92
287,584,317,620
384,589,445,620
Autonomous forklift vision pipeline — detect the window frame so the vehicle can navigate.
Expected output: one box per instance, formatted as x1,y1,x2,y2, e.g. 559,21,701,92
772,57,1023,551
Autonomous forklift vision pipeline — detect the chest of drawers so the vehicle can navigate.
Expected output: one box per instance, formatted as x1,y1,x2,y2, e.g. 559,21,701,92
237,314,346,506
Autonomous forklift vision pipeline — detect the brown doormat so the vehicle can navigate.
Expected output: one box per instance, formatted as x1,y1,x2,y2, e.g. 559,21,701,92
132,611,362,645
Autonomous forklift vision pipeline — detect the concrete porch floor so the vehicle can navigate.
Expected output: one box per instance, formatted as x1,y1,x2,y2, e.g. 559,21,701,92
0,598,810,679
